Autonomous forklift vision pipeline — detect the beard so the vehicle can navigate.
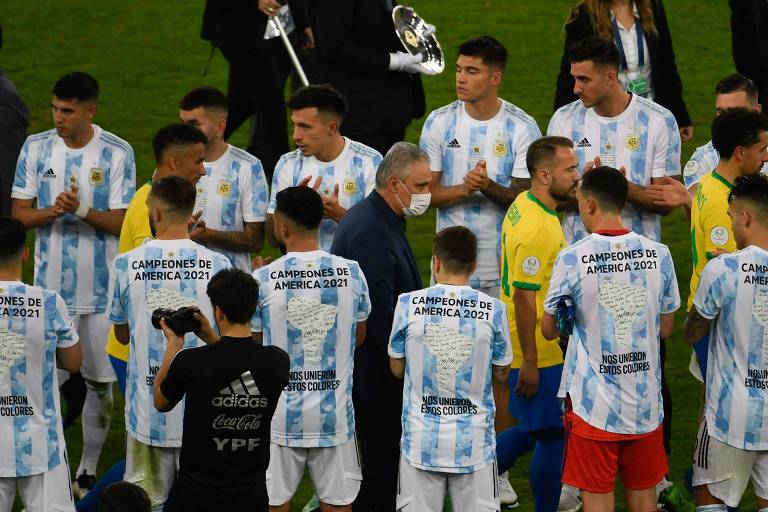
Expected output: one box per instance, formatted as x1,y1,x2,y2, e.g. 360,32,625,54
551,183,576,203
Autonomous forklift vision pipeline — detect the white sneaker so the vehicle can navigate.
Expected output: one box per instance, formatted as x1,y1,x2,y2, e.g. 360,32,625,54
498,471,519,508
558,484,582,512
655,476,673,499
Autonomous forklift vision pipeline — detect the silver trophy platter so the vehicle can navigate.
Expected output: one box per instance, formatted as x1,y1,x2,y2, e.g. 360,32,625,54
392,6,445,74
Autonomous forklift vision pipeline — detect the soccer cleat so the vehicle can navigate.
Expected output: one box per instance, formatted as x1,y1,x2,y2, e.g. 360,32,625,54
657,480,695,512
498,472,519,508
557,484,582,512
72,472,97,500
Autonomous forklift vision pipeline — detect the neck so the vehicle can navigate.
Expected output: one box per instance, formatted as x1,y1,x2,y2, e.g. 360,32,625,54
0,265,22,282
206,139,228,162
611,0,632,8
464,96,501,122
589,213,627,233
436,274,470,286
529,183,558,212
285,235,320,253
316,136,345,163
155,222,190,241
377,188,406,218
593,89,632,118
63,124,95,150
219,322,254,339
714,159,743,183
154,165,172,180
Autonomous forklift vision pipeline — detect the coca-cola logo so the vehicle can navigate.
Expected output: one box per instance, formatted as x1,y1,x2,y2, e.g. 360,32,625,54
212,413,263,431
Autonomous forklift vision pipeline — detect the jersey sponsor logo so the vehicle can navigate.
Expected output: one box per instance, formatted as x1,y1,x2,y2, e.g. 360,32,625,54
684,160,701,177
89,167,105,186
447,138,461,149
42,168,56,179
710,226,730,246
521,256,540,276
576,138,591,148
0,326,26,380
213,437,262,451
216,180,232,198
211,370,269,408
212,413,263,431
342,178,357,196
492,139,507,157
625,133,640,152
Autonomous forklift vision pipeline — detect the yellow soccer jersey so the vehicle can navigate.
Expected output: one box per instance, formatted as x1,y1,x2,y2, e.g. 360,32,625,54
688,171,736,309
106,183,152,361
500,191,564,369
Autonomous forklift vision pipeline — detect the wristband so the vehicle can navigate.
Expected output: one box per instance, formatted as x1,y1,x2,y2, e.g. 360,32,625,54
74,203,90,219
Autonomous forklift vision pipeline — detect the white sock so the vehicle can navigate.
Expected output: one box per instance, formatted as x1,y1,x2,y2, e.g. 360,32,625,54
696,505,727,512
76,380,113,477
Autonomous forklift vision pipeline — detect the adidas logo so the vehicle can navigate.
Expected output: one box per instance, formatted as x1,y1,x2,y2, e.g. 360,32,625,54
42,168,56,178
211,370,268,408
576,138,591,148
447,138,461,149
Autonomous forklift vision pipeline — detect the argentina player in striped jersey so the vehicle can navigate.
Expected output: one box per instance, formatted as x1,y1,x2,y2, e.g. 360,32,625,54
11,72,135,494
179,87,269,272
252,187,370,512
0,217,82,511
420,36,541,299
684,174,768,510
266,85,381,253
388,227,512,512
107,177,231,510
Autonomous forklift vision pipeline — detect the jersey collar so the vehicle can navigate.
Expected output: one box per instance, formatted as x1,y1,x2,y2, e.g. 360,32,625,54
526,191,557,217
594,228,631,236
711,171,734,190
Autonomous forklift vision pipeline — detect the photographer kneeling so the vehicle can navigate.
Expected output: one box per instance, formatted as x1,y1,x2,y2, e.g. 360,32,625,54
154,268,289,511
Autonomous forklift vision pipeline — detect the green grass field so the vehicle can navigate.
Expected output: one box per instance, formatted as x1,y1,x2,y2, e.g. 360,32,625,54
0,0,742,509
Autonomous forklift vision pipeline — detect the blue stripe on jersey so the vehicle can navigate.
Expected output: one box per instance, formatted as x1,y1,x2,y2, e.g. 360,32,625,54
453,287,477,468
283,257,305,439
7,285,31,475
36,139,55,208
318,254,339,447
630,111,649,184
93,146,112,210
14,140,31,191
42,291,61,471
250,162,268,218
713,258,737,438
35,226,51,292
440,108,459,180
59,217,79,307
351,157,366,204
93,145,112,309
496,116,517,188
144,246,167,444
222,160,239,228
420,286,444,467
664,115,680,172
394,294,413,457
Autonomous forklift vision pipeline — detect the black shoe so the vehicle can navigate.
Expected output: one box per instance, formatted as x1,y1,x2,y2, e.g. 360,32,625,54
73,472,97,500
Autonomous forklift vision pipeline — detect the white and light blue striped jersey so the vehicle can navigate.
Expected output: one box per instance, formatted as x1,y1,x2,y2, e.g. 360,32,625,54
547,95,681,244
0,281,78,477
683,140,768,188
420,100,541,288
252,250,370,447
694,245,768,450
107,239,231,447
194,144,269,272
267,138,380,251
544,232,680,435
388,284,512,473
12,125,136,314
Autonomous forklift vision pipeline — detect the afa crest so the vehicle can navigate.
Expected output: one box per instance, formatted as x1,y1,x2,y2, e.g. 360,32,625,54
492,140,507,157
89,168,105,186
342,179,356,196
625,134,640,152
216,181,232,198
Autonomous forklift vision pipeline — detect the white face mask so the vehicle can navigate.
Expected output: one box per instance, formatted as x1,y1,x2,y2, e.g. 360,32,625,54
395,178,431,217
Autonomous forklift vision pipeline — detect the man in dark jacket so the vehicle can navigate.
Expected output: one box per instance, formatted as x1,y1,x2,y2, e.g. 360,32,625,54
730,0,768,105
331,142,431,511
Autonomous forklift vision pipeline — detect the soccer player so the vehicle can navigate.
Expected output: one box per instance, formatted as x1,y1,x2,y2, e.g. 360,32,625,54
107,176,231,510
11,71,136,493
179,87,269,272
497,136,579,512
253,186,371,512
420,35,541,298
687,109,768,382
154,269,289,511
547,36,681,245
0,217,82,512
388,226,512,511
267,85,381,252
541,166,680,512
684,174,768,511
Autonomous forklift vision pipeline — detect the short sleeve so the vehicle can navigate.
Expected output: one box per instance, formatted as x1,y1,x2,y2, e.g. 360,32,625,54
491,301,513,366
364,153,381,196
693,259,726,320
511,118,542,179
352,262,371,321
109,146,136,209
11,137,37,200
701,198,737,259
241,160,269,223
159,350,190,407
107,257,129,324
509,236,551,291
267,155,293,214
543,251,575,315
52,293,79,348
683,145,715,188
545,111,567,137
651,114,682,179
387,294,409,358
418,111,444,173
251,270,266,333
659,247,681,314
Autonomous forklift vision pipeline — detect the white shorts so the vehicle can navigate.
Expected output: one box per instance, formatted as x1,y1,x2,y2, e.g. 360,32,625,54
73,313,116,383
0,455,75,512
266,438,362,506
396,456,500,512
693,420,768,507
478,284,500,299
125,435,180,511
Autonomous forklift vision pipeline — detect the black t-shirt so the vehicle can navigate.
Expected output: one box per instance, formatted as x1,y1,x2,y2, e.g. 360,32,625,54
160,336,289,503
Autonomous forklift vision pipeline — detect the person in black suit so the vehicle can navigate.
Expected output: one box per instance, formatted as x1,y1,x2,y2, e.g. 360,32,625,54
314,0,431,157
201,0,312,180
730,0,768,106
331,142,432,512
554,0,693,141
0,25,29,217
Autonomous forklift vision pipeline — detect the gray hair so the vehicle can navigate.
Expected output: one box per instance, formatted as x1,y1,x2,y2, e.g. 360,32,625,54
375,141,430,189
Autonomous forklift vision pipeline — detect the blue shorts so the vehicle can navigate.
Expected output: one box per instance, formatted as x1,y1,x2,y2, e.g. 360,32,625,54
508,364,564,432
693,334,709,382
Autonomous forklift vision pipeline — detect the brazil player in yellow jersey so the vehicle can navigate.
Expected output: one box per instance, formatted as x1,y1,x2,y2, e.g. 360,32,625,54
689,109,768,381
497,136,579,512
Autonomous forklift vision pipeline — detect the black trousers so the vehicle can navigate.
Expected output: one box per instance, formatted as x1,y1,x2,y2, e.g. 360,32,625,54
220,39,291,181
353,396,402,512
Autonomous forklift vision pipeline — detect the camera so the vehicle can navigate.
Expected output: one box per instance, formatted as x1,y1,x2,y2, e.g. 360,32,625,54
151,307,201,336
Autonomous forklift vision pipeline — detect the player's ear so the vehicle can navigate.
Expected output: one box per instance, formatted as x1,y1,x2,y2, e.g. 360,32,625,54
491,69,503,87
217,118,227,139
85,101,97,120
21,246,30,264
734,146,746,162
328,120,340,136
